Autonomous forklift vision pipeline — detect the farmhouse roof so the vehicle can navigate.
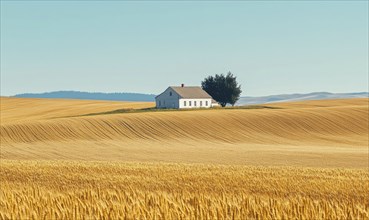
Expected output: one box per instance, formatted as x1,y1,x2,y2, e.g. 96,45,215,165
170,86,212,99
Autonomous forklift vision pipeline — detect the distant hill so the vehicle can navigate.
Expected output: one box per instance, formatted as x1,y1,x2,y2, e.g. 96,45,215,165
13,91,368,104
14,91,156,102
237,92,368,105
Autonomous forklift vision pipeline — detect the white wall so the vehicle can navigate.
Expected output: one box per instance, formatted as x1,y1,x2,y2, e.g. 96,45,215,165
156,87,213,109
155,87,180,109
179,98,212,109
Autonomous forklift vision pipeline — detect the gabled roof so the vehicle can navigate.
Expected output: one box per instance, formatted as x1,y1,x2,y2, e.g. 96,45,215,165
170,86,212,99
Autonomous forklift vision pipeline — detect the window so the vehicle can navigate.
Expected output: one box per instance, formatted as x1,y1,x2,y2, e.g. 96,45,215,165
184,101,186,106
206,101,208,106
159,101,161,106
169,91,172,96
200,101,202,107
189,101,191,106
194,101,197,106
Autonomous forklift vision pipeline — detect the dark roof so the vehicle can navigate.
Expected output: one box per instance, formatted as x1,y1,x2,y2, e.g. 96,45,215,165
170,86,212,99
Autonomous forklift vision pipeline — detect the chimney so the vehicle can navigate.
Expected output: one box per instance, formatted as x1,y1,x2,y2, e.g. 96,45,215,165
181,83,184,87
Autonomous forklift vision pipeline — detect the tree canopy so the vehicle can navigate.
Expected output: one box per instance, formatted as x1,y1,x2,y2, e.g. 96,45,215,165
201,72,242,107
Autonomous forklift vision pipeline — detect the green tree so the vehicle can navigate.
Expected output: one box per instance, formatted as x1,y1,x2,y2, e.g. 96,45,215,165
201,72,242,107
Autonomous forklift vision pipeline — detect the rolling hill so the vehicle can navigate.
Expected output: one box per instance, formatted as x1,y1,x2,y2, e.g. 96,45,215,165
1,97,367,167
1,96,368,219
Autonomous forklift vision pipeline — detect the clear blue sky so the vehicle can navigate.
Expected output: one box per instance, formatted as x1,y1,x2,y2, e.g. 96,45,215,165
1,1,368,96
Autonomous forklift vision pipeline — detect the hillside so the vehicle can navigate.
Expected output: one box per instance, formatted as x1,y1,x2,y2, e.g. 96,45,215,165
1,97,368,219
1,97,367,167
0,97,154,124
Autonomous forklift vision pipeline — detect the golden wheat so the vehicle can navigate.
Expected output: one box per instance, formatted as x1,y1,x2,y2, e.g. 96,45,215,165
1,98,368,219
0,97,154,124
1,98,368,167
0,160,368,219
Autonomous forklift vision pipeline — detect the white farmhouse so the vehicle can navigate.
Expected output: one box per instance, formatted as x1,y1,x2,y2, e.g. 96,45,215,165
156,84,214,109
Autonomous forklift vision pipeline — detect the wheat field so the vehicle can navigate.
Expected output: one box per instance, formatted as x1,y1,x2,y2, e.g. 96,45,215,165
0,97,368,219
1,97,368,167
1,161,368,219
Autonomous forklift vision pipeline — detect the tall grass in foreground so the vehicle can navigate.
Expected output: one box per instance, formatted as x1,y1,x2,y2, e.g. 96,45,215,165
1,160,368,219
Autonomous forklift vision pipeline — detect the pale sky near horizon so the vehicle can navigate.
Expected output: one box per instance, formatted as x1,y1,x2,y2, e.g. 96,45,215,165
1,1,368,96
